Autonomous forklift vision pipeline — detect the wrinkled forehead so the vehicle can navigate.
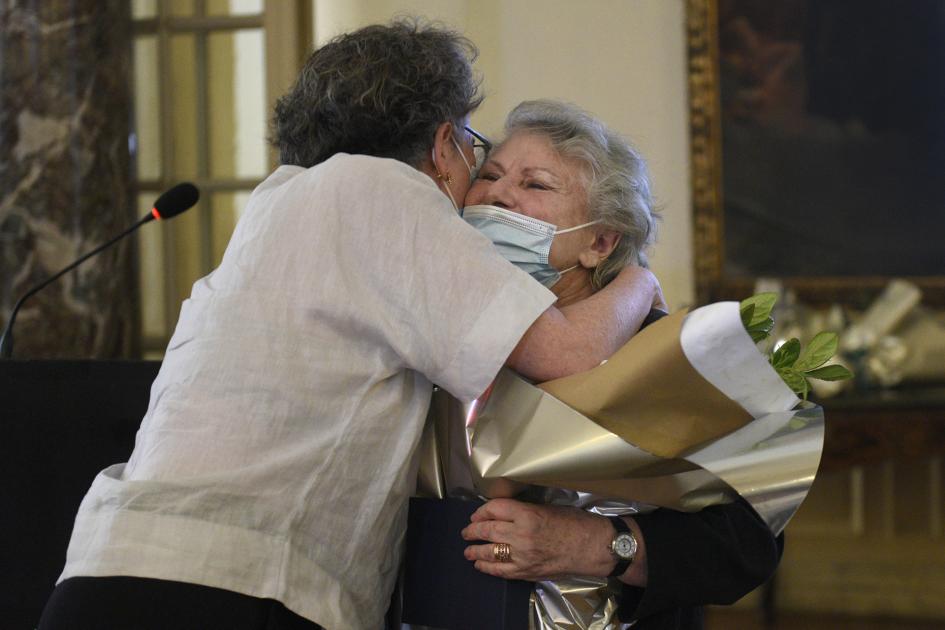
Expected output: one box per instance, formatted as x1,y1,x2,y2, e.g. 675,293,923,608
491,131,592,188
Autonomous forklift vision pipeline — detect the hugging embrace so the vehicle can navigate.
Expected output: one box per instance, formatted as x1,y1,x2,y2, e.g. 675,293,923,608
39,18,780,630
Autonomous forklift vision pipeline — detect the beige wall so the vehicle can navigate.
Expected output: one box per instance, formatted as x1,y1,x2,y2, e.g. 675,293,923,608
313,0,694,310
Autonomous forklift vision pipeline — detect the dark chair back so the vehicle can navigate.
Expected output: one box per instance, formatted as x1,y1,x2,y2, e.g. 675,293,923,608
0,360,159,628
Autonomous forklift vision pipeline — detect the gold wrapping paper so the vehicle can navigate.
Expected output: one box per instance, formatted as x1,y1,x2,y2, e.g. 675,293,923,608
539,311,752,458
413,303,825,630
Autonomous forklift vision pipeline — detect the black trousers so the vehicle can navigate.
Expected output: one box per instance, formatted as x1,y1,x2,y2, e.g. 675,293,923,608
38,576,324,630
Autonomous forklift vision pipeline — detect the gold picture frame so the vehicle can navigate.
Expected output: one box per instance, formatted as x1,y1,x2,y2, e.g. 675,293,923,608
686,0,945,307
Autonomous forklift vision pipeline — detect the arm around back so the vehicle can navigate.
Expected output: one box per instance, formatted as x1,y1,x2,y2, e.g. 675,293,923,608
506,265,664,382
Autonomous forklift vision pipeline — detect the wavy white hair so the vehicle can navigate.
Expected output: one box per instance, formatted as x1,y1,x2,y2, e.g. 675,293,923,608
504,99,659,288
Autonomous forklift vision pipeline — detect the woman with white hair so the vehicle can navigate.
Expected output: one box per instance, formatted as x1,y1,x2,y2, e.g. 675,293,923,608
460,99,781,629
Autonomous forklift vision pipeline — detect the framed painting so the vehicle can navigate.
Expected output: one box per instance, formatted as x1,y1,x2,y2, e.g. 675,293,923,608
687,0,945,306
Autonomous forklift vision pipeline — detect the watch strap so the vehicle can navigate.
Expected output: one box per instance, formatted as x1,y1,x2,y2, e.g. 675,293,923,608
608,516,634,578
609,515,631,535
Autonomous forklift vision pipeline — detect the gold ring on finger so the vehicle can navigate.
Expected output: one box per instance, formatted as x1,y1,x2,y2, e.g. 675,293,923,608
492,542,512,563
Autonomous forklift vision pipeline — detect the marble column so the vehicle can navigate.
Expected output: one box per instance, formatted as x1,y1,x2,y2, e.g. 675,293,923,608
0,1,135,358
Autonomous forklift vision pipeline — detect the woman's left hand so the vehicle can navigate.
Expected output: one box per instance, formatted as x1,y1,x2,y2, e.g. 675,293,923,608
461,498,614,581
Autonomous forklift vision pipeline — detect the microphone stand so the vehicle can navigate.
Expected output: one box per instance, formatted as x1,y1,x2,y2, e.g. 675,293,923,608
0,214,153,359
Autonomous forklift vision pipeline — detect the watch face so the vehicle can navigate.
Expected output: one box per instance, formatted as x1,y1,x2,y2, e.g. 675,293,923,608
614,533,637,560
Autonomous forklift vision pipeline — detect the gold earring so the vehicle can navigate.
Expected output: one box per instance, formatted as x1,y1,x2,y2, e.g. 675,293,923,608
437,170,453,185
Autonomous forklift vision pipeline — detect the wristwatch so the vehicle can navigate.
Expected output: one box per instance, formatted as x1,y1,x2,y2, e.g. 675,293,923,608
607,516,638,578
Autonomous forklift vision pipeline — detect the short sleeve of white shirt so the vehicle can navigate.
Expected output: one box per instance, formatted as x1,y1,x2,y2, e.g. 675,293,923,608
222,154,556,401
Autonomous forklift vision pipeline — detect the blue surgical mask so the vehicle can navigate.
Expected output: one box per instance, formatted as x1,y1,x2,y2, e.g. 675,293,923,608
462,204,601,287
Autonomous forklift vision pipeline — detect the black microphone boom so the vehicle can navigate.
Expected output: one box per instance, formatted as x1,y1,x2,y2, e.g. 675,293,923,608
0,182,200,359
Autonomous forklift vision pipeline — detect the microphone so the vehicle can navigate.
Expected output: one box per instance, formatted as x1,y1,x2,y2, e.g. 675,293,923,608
0,182,200,359
150,182,199,221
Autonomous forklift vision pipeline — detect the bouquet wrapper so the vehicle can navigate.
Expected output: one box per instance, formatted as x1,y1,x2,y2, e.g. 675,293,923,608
407,302,824,629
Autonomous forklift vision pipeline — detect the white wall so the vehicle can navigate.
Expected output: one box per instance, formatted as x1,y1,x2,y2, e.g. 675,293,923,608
312,0,694,309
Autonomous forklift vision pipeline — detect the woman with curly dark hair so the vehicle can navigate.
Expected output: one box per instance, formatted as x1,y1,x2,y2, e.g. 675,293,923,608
39,20,663,630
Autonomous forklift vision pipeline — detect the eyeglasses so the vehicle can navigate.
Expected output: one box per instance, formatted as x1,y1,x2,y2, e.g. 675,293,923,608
464,125,493,170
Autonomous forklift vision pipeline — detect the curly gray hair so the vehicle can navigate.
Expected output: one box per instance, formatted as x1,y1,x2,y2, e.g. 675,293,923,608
504,100,659,289
272,18,483,168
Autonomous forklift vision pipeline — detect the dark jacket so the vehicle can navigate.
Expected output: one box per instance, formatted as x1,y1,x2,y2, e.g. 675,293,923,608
617,498,783,629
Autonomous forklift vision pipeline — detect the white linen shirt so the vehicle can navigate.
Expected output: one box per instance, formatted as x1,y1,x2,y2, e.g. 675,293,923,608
59,154,555,629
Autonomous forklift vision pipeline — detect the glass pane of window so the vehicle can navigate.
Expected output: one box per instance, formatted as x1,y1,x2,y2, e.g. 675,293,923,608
133,36,161,181
169,0,195,17
132,0,157,19
210,192,251,266
233,191,251,218
169,34,199,177
208,29,267,179
207,0,264,16
170,197,205,314
137,193,167,340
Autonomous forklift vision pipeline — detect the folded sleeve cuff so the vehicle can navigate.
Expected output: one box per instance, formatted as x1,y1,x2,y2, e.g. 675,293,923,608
435,273,555,402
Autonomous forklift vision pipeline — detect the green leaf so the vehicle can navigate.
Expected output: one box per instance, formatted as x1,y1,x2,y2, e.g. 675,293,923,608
805,364,854,381
746,316,775,334
740,303,755,328
749,330,768,343
772,338,801,369
740,293,778,327
745,316,774,344
777,367,809,396
795,332,838,371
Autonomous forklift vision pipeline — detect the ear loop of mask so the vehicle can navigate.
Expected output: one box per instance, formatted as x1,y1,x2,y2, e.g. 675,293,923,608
452,136,475,178
555,219,601,235
554,219,604,277
432,135,475,212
